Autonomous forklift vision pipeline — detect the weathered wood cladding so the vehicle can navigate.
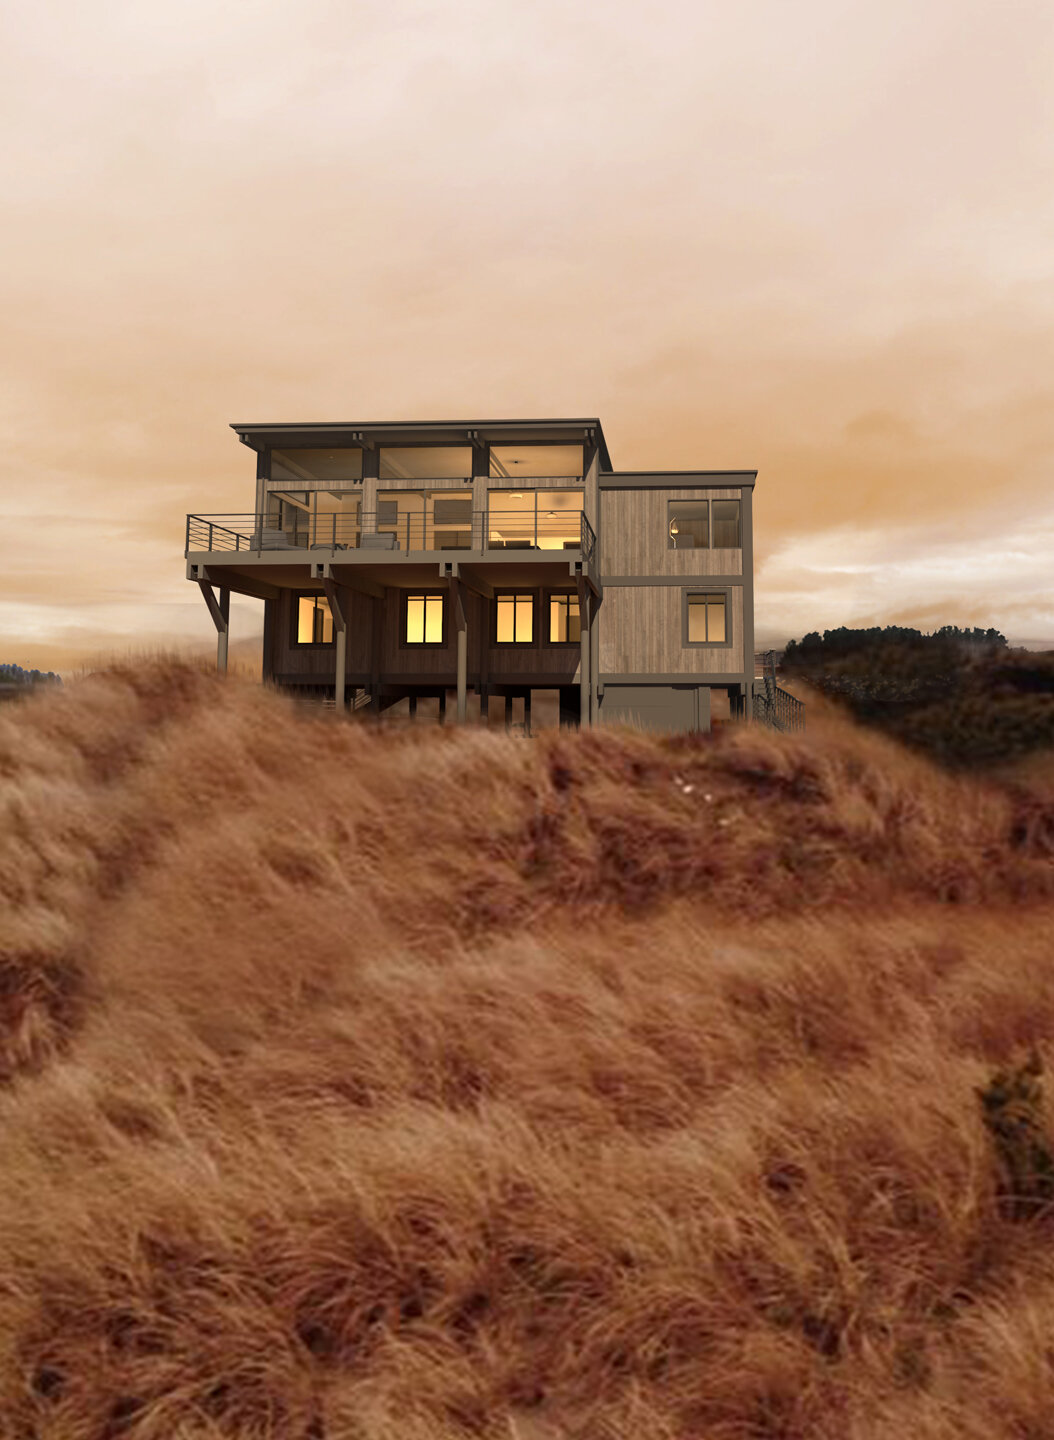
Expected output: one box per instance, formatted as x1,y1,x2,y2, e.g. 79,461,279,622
598,585,744,676
599,487,744,577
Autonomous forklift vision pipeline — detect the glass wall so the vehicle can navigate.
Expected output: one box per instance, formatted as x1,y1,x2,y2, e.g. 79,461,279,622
711,500,741,548
379,447,472,479
266,490,360,547
548,594,581,643
668,500,708,550
489,445,583,478
270,449,363,482
377,489,473,549
487,489,582,549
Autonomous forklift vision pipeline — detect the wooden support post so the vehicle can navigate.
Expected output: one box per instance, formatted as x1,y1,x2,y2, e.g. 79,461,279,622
524,689,532,737
589,591,600,724
409,694,418,721
439,690,447,724
505,694,512,730
322,578,348,713
577,578,590,728
198,580,230,674
480,691,489,725
217,588,230,674
450,576,467,723
370,591,384,715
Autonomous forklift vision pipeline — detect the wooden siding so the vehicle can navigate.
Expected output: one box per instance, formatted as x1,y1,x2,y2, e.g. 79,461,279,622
599,487,744,577
598,585,744,675
269,586,582,685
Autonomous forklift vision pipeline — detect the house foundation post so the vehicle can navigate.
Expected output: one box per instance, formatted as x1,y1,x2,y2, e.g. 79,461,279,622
577,578,591,728
451,576,467,723
198,580,230,674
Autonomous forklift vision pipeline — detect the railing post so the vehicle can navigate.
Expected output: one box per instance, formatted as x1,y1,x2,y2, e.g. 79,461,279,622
208,521,214,552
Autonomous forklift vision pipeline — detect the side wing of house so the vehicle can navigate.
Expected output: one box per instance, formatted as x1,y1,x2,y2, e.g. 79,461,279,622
596,471,756,732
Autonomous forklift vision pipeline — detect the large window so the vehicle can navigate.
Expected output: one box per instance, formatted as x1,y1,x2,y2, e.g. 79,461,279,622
667,501,708,550
489,444,583,479
379,447,471,479
685,592,728,645
667,499,742,550
487,490,583,550
495,594,534,644
270,449,363,482
294,594,334,645
548,593,581,644
405,594,445,645
378,490,473,550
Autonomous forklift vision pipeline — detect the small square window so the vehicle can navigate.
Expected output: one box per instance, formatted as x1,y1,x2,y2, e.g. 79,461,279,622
496,593,534,643
295,594,334,645
668,500,708,550
406,593,445,644
548,594,581,643
686,593,727,645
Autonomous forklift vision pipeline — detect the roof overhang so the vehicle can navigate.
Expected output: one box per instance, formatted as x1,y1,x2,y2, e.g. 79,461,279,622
231,418,613,472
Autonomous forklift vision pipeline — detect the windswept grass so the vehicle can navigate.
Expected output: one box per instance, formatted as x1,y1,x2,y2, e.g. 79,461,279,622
1,660,1053,1438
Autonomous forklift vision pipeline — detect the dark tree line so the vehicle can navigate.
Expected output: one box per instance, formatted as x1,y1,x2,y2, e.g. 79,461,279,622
0,663,62,686
783,625,1007,664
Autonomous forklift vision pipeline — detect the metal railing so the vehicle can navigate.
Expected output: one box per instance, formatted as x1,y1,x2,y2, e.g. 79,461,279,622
753,649,805,732
186,509,597,559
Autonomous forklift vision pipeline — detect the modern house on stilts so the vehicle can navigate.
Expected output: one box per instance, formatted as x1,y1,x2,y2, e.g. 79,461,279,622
185,418,801,732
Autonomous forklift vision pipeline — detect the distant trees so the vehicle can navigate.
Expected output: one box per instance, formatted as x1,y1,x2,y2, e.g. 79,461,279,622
0,664,62,686
783,625,1007,666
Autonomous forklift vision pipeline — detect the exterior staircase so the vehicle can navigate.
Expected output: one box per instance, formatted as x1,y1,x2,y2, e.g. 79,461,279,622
753,651,806,733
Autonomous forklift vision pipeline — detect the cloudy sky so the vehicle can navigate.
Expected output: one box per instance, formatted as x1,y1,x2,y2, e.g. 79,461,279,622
3,0,1052,669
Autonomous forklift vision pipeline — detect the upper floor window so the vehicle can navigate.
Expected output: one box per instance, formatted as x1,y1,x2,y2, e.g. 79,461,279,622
271,449,363,482
495,593,534,643
712,500,741,548
667,499,741,549
294,594,334,645
380,447,471,479
405,593,445,644
668,501,708,550
488,489,583,550
548,593,581,644
490,444,583,479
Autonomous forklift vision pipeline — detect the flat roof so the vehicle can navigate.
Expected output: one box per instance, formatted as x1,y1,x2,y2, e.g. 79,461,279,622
231,418,613,472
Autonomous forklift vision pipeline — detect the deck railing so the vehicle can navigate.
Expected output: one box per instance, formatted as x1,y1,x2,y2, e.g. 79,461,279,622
186,510,597,559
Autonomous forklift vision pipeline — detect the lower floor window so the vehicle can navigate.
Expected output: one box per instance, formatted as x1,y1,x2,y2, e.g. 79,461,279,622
496,593,534,643
687,593,727,644
406,594,445,644
549,593,581,643
296,594,334,645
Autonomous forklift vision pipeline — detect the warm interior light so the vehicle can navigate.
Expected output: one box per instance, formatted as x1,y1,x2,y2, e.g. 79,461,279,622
669,518,680,536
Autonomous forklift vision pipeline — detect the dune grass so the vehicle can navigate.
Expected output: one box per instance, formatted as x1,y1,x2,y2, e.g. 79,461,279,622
1,660,1053,1438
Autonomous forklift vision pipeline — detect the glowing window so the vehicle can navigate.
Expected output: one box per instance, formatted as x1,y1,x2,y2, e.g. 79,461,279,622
549,594,581,643
496,594,534,643
405,594,444,644
296,595,334,645
687,593,727,645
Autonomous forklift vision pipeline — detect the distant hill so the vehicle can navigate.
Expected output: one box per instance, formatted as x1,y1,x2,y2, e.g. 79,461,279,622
781,626,1054,768
0,663,62,701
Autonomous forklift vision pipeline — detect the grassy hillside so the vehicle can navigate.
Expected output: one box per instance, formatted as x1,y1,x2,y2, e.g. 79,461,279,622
2,662,1054,1439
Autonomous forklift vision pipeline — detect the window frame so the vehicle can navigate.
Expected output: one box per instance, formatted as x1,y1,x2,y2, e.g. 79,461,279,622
681,587,734,649
400,590,448,648
666,498,742,551
543,589,582,646
291,591,336,648
492,590,539,646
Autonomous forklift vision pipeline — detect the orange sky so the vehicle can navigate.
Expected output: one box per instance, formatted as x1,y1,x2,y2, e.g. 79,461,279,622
3,0,1053,670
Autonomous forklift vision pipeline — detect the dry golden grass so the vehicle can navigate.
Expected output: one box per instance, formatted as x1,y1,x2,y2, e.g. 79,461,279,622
1,660,1053,1438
